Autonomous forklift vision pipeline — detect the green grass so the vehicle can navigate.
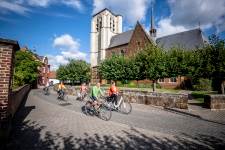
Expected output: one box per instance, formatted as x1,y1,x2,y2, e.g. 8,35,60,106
190,91,217,103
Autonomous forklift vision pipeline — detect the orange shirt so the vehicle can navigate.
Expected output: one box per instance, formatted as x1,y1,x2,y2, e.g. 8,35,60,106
108,85,118,96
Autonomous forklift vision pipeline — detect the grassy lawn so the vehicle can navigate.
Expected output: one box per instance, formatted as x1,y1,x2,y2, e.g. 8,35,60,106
190,91,217,103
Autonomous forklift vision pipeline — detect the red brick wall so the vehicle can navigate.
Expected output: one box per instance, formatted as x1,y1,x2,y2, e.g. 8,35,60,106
106,23,152,58
106,44,129,58
126,23,151,57
0,44,15,121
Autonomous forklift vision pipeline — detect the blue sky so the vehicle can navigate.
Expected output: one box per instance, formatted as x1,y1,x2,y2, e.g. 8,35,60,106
0,0,225,70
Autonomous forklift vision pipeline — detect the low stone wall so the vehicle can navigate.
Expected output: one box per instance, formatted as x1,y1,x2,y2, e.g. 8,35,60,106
204,95,225,110
120,90,188,109
9,84,31,117
61,86,188,109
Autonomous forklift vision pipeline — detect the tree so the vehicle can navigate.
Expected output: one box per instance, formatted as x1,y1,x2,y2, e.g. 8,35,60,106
99,55,127,83
207,35,225,93
56,59,90,84
136,44,167,92
14,50,41,87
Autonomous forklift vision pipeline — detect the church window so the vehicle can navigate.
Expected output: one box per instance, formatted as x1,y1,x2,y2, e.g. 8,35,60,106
170,77,177,83
137,41,141,46
158,78,164,83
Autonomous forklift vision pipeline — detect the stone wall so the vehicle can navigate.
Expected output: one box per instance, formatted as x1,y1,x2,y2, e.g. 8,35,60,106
120,90,188,109
204,95,225,110
61,86,188,109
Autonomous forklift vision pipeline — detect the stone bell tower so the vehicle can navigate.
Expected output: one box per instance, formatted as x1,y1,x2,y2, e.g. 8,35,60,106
90,8,122,83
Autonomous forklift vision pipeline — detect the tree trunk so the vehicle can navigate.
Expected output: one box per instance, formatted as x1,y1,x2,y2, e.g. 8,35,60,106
137,80,139,88
221,82,224,94
153,80,156,92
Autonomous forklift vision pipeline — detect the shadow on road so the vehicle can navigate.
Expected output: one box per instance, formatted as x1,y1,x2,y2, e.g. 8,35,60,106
6,120,225,150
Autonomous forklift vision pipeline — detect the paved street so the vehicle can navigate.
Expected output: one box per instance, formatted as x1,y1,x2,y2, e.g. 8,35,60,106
6,89,225,149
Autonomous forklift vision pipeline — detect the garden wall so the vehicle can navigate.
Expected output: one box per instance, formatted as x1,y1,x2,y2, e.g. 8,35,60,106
9,85,31,116
61,86,188,109
204,95,225,110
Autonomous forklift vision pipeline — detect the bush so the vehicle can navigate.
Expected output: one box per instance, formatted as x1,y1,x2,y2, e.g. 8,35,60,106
193,78,212,91
151,83,161,89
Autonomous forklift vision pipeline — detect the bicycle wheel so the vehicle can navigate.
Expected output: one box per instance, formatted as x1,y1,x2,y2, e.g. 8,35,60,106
98,105,112,121
119,102,132,114
84,101,94,116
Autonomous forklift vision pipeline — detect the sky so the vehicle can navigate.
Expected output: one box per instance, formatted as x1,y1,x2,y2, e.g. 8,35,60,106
0,0,225,70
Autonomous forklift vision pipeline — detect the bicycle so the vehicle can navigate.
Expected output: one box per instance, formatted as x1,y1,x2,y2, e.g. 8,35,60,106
57,90,67,101
43,87,49,95
77,92,88,101
84,98,112,121
104,95,132,114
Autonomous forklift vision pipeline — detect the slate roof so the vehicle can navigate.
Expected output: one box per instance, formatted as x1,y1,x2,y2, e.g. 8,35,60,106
108,30,134,48
156,28,208,50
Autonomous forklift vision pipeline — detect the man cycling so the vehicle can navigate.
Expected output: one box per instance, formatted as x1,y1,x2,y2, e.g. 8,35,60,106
57,81,66,98
108,81,119,105
90,82,103,109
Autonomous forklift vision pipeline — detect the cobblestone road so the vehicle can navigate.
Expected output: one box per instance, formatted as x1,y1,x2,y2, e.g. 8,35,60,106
6,89,225,150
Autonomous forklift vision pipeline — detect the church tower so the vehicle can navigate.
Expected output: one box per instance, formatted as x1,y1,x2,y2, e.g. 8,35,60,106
149,6,157,39
90,8,122,67
90,8,122,83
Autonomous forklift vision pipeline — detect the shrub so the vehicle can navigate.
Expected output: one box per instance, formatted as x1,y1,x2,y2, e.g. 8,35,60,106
193,78,212,91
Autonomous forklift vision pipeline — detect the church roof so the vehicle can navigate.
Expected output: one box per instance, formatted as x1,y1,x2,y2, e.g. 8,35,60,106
156,28,208,50
108,30,134,48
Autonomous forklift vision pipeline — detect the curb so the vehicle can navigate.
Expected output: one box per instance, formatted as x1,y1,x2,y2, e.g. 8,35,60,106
164,107,201,119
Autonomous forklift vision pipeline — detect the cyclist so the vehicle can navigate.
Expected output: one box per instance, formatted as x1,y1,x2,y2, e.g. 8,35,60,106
79,83,88,100
90,82,103,109
57,81,66,98
108,81,119,105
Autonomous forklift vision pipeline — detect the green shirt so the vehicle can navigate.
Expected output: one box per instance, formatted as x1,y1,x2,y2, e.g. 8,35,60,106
91,86,103,98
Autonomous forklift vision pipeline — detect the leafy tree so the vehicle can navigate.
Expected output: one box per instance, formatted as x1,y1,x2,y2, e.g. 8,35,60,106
14,50,41,87
136,44,167,92
99,55,127,83
56,59,90,84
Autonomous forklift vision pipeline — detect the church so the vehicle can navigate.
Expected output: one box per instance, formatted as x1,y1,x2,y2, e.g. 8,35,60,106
90,8,208,88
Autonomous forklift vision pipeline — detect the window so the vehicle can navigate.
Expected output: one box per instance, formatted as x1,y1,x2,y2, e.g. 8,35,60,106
170,77,177,83
158,78,164,83
137,41,141,46
121,50,125,56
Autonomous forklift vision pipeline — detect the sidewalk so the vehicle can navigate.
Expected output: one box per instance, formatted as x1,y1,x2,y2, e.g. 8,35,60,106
165,100,225,125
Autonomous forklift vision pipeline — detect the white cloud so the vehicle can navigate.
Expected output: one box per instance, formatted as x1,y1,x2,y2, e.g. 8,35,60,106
0,0,30,15
0,0,84,16
62,0,84,11
168,0,225,33
93,0,153,24
28,0,52,7
53,34,80,50
156,18,189,37
49,34,88,70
